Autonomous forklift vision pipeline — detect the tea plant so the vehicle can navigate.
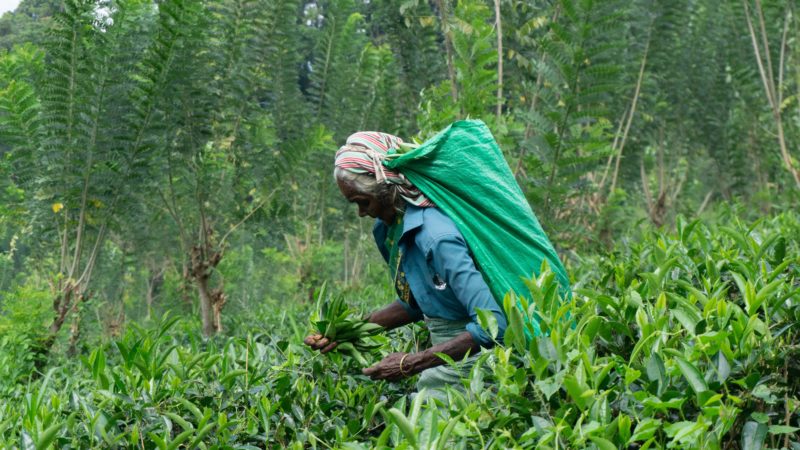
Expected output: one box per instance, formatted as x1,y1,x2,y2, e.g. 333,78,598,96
1,211,797,448
310,290,386,366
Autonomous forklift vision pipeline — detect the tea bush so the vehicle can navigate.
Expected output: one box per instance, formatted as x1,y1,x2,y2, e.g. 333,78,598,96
0,211,797,449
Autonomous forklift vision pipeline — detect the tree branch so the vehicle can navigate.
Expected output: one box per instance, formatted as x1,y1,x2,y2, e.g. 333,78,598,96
494,0,503,121
436,0,458,103
609,32,650,195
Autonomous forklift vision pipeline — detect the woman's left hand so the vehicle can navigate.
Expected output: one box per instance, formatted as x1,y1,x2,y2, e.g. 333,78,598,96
362,352,412,381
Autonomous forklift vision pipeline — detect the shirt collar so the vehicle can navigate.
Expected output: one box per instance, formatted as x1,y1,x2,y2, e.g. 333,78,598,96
376,205,424,239
401,205,424,236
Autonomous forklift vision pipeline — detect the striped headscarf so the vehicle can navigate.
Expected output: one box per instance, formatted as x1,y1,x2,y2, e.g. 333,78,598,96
335,131,434,207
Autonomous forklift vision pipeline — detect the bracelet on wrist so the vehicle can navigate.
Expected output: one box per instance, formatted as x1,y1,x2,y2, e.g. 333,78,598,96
399,353,411,377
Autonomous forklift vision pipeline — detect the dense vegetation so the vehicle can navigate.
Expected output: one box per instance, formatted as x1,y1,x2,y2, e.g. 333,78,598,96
1,209,798,448
1,0,798,448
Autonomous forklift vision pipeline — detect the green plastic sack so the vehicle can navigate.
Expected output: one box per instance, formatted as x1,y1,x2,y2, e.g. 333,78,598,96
384,120,570,336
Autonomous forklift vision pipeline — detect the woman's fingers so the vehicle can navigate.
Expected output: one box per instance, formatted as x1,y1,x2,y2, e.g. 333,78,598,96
320,341,338,353
362,353,407,381
304,334,327,349
303,334,338,353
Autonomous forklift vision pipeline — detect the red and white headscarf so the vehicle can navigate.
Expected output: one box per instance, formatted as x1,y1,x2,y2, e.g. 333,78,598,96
335,131,434,207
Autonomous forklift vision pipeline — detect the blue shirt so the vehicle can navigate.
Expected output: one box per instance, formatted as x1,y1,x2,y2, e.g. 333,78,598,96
373,205,507,347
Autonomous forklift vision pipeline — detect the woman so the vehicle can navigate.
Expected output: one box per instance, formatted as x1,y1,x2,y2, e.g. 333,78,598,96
304,131,506,397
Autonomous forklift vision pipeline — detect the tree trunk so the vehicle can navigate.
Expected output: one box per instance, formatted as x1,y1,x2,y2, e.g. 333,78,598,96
190,244,224,337
494,0,503,121
67,313,81,357
435,0,458,103
196,272,216,336
743,0,800,188
145,265,164,321
34,285,88,372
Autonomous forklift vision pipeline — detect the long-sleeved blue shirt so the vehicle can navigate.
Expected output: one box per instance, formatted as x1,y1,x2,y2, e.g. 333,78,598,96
373,205,507,347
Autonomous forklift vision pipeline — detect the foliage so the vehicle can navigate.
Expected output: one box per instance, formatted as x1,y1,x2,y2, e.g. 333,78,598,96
0,0,799,447
0,280,51,395
416,0,498,135
1,211,797,448
507,0,625,227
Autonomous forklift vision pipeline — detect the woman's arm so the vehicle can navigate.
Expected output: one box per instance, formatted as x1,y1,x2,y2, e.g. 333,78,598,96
304,300,419,353
362,331,479,381
365,300,419,330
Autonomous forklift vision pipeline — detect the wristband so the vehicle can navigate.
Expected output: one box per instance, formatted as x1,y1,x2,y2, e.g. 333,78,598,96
399,353,411,377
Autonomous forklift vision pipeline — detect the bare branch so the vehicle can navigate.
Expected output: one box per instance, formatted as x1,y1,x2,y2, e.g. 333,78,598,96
755,0,778,104
778,6,790,106
610,33,651,195
696,190,714,216
743,0,776,109
219,199,268,250
640,157,653,212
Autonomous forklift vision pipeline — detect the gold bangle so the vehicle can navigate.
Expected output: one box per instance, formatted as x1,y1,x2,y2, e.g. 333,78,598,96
399,353,411,377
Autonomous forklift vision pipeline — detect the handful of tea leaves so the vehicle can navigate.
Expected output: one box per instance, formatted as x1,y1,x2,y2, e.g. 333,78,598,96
311,293,385,366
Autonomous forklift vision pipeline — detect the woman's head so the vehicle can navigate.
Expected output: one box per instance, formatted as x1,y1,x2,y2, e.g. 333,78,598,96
334,132,434,222
334,168,402,223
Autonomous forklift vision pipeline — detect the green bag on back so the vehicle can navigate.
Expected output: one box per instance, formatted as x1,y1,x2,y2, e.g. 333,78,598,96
384,120,570,336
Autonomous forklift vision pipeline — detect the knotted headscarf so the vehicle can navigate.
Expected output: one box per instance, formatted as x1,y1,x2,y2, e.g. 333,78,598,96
335,131,434,207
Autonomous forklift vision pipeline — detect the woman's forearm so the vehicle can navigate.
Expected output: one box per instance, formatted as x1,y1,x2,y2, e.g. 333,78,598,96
365,301,417,330
404,331,480,374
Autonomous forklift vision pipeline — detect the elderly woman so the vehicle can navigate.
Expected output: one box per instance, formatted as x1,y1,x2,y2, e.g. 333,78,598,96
304,131,507,397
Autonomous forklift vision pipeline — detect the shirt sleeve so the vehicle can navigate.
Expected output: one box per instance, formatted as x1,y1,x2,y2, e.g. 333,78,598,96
394,298,424,322
427,234,507,347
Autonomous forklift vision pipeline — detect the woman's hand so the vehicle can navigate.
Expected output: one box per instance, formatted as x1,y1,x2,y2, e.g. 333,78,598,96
362,352,412,381
303,334,338,353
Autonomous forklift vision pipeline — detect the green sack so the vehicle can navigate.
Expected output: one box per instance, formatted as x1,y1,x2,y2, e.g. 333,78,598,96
384,120,570,335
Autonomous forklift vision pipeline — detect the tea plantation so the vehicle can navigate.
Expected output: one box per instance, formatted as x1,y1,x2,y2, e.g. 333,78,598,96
1,211,798,449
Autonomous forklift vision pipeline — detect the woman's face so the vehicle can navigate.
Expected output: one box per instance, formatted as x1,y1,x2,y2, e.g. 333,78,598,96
337,178,396,223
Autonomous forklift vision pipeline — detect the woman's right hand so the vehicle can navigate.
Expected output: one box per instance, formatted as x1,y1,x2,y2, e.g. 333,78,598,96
303,334,338,353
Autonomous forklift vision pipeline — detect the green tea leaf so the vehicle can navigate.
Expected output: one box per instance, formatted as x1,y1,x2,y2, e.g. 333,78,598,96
475,308,499,340
563,374,589,411
35,422,61,450
383,408,417,448
741,421,768,450
588,436,616,450
768,425,800,435
675,357,707,394
629,418,661,443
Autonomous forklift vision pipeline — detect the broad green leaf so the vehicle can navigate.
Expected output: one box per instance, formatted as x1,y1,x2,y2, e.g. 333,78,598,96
671,308,698,334
166,429,193,450
741,421,768,450
588,436,616,450
629,418,661,443
618,414,632,444
675,357,707,394
219,369,248,387
535,370,565,400
645,353,666,389
188,423,216,448
624,367,641,386
714,351,730,382
563,374,589,411
35,422,60,450
475,308,499,340
179,399,204,422
768,425,800,435
163,412,193,432
436,414,462,450
382,408,417,448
